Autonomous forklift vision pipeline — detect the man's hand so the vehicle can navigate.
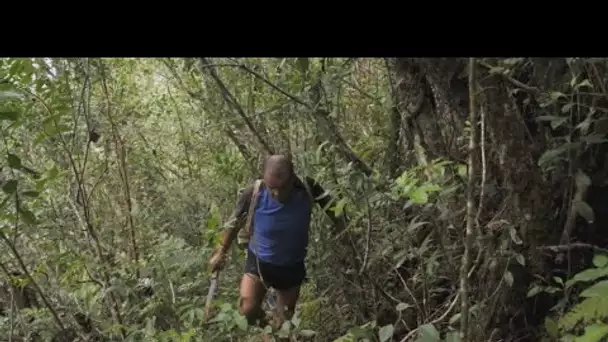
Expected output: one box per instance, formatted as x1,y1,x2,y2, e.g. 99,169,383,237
209,248,227,272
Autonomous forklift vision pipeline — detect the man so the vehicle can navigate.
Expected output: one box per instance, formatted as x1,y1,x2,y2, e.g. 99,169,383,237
209,154,346,331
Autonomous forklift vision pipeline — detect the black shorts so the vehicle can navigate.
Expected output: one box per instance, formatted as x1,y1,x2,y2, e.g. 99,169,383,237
244,250,306,290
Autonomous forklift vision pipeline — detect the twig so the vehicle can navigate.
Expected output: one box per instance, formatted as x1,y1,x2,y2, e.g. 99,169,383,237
392,267,423,318
538,243,608,254
199,58,274,154
400,293,460,342
238,63,310,108
477,60,540,94
460,57,479,341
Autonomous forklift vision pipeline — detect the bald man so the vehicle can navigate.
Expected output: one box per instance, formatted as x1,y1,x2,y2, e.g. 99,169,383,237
209,155,345,331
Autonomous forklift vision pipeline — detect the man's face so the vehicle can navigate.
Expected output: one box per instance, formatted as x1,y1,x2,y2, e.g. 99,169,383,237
263,166,293,200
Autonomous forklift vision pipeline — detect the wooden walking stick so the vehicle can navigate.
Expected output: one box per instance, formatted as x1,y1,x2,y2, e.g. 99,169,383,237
204,271,219,322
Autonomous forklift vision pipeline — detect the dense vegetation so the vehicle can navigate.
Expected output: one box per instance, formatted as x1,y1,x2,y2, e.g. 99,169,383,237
2,57,608,342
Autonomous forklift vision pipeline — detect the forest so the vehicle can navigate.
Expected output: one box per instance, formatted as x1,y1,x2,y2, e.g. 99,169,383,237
1,57,608,342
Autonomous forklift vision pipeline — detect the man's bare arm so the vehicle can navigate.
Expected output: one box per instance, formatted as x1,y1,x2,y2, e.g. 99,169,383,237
219,185,253,253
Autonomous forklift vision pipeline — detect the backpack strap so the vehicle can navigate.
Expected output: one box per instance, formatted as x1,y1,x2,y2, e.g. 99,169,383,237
237,179,263,246
298,176,315,207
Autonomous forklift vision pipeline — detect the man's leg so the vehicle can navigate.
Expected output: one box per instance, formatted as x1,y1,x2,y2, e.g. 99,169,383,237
275,285,301,322
239,273,267,325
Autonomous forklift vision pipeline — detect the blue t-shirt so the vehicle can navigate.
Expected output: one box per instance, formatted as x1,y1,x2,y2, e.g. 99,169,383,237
248,186,312,266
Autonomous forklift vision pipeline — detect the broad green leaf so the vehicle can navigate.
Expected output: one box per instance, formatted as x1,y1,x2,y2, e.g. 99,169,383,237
566,267,608,288
550,91,567,101
234,313,248,331
445,332,461,342
296,58,310,75
510,227,523,245
504,270,514,287
515,253,525,266
18,208,37,225
396,302,412,312
332,198,347,216
553,276,564,286
575,169,592,188
2,180,18,194
580,280,608,298
299,330,317,338
574,200,595,223
538,146,568,167
449,312,461,325
418,323,440,342
0,112,19,121
545,317,558,338
408,188,429,204
575,79,593,90
536,115,568,129
593,255,608,268
22,191,39,198
378,324,394,342
0,91,24,101
7,153,21,169
561,103,575,113
574,324,608,342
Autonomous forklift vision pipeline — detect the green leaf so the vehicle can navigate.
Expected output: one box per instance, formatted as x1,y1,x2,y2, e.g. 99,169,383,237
566,267,608,288
408,188,429,204
538,145,569,167
550,91,567,101
575,169,592,188
574,200,595,224
396,302,412,312
580,280,608,298
378,324,394,342
0,91,24,101
418,323,440,342
332,198,347,216
7,153,21,169
234,313,248,331
509,227,523,245
575,79,593,90
545,317,558,338
22,191,39,198
536,115,568,129
575,324,608,342
299,330,317,338
504,270,514,287
553,276,564,286
18,208,37,225
2,180,18,194
561,103,575,113
0,112,19,121
296,58,310,75
445,332,461,342
526,285,544,298
593,255,608,268
515,253,525,266
449,312,461,325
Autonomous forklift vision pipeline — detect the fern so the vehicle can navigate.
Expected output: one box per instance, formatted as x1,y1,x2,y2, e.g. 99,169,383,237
558,296,608,331
553,254,608,339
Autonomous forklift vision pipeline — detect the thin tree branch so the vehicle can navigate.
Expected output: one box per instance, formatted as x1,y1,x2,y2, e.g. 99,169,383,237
460,57,478,341
199,58,274,154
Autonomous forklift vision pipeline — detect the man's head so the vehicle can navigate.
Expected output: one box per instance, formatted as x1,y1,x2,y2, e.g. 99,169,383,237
263,154,295,200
